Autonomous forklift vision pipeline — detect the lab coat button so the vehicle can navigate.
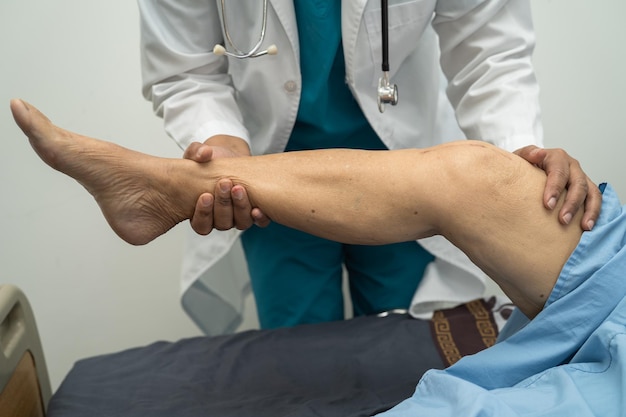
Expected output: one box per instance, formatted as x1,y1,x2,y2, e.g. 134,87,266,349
284,80,297,92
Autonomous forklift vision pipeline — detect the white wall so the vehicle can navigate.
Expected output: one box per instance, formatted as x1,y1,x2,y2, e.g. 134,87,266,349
0,1,203,391
531,0,626,197
0,0,624,393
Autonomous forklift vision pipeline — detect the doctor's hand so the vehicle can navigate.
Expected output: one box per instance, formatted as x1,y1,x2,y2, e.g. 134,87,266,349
514,145,601,231
183,136,270,235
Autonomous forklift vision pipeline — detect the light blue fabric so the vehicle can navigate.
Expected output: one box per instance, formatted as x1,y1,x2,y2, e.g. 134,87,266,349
378,183,626,416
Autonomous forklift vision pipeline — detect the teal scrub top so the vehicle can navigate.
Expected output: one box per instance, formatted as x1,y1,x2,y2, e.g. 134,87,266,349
288,0,386,151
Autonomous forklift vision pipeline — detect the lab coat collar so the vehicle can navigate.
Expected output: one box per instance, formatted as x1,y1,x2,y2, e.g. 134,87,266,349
341,0,368,76
268,0,300,63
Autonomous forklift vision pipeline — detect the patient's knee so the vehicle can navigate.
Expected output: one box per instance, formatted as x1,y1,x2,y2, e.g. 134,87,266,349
445,141,527,183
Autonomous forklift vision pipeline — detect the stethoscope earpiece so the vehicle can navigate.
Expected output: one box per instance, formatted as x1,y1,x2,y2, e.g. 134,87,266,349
213,44,226,56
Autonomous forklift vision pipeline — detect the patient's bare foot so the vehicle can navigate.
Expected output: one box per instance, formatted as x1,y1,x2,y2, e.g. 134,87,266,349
10,99,198,245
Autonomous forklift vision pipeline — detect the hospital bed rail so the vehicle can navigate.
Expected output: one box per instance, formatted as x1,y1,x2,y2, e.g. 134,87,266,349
0,284,51,417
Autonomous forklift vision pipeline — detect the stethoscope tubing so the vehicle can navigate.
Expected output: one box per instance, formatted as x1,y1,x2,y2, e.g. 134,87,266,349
214,0,397,111
381,0,390,72
217,0,272,58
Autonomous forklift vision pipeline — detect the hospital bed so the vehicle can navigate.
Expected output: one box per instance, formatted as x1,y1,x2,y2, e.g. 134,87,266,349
0,283,509,417
0,284,51,417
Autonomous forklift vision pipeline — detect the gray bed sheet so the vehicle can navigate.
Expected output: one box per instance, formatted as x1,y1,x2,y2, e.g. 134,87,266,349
48,299,504,417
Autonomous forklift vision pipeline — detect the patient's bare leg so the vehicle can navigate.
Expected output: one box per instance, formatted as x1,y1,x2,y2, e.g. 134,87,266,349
12,99,584,318
10,99,202,245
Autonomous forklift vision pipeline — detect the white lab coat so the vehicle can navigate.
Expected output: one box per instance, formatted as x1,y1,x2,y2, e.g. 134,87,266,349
138,0,542,335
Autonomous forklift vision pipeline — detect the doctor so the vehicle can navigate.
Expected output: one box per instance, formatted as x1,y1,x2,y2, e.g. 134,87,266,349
138,0,600,334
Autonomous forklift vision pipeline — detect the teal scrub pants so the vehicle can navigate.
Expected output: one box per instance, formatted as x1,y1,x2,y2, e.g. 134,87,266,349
242,222,434,329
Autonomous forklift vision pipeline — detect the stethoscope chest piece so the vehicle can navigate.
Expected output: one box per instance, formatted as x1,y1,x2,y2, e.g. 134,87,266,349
378,72,398,113
377,0,398,113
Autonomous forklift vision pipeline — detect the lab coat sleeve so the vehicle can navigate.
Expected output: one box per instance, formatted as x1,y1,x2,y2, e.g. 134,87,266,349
433,0,543,152
137,0,250,150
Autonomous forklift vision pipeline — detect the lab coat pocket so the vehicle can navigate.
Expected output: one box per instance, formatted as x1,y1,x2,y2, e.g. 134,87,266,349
363,0,436,83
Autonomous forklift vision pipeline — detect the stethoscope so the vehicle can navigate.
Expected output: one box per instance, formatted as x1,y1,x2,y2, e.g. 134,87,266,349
213,0,398,113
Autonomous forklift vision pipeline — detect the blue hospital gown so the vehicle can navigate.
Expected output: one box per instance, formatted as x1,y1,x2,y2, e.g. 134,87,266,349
378,183,626,417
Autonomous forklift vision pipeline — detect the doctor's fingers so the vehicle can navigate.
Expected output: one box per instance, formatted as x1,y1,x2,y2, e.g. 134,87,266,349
190,193,215,235
560,174,601,231
540,148,600,230
580,179,602,231
183,141,213,162
251,207,271,228
213,179,235,231
191,182,258,233
231,185,256,230
514,145,599,230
